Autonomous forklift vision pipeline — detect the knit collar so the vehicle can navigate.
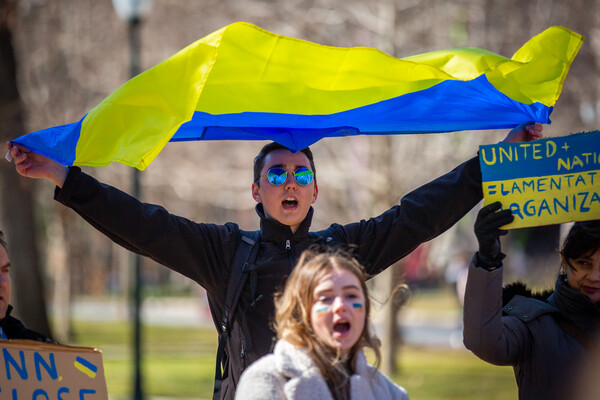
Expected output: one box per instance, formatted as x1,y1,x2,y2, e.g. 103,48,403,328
552,275,600,332
0,305,13,329
256,203,313,243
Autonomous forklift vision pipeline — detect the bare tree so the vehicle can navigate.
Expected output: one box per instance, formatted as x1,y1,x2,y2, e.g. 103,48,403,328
0,0,51,337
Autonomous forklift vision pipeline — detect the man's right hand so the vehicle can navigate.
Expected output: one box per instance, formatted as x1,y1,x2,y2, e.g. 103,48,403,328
5,142,68,188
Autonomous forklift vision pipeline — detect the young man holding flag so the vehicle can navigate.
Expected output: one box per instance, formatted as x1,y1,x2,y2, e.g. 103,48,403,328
5,122,541,399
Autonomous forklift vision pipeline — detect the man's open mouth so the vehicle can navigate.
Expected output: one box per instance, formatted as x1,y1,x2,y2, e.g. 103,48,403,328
282,198,298,209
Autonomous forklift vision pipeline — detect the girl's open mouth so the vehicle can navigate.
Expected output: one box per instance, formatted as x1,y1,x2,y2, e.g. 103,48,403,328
333,321,351,334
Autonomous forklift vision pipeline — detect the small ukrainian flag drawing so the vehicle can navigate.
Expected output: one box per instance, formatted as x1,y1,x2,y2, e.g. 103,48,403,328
74,356,98,379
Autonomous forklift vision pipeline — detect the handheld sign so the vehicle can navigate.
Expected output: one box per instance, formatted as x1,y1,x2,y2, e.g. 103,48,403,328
480,131,600,229
0,340,108,400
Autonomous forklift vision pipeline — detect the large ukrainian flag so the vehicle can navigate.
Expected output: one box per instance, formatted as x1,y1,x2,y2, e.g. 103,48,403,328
12,23,583,169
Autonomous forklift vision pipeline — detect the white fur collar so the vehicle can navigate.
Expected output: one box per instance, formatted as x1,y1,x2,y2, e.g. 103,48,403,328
273,340,381,400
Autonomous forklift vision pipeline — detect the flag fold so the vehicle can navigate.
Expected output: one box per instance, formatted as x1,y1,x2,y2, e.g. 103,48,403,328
13,23,584,169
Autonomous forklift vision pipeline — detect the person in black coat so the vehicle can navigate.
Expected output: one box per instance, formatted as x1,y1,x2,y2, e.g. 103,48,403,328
464,203,600,400
0,230,54,342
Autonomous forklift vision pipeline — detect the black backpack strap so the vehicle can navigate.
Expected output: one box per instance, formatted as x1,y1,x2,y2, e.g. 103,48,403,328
212,230,260,400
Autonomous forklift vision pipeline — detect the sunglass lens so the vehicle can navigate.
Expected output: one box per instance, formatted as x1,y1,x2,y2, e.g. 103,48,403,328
294,168,313,186
267,168,287,185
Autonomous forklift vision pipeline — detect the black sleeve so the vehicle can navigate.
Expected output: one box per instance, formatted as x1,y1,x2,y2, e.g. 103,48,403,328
3,316,56,343
339,156,482,275
54,167,239,293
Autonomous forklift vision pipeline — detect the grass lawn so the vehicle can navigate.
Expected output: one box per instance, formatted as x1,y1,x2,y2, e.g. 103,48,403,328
395,347,517,399
70,320,517,400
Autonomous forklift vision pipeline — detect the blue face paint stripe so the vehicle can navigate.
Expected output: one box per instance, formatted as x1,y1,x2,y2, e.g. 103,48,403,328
315,306,330,314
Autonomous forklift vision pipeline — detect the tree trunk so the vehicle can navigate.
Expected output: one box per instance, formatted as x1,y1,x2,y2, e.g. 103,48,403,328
380,263,400,375
48,208,73,342
0,0,52,337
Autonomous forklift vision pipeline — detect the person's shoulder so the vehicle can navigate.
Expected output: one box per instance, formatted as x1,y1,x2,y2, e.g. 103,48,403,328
3,316,55,343
352,363,409,400
239,352,280,384
371,369,409,399
502,282,558,322
245,352,277,373
236,354,284,400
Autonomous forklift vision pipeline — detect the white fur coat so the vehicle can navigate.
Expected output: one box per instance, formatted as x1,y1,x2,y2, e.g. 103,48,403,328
235,340,409,400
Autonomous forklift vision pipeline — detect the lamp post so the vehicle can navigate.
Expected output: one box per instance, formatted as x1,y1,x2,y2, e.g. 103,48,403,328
111,1,153,400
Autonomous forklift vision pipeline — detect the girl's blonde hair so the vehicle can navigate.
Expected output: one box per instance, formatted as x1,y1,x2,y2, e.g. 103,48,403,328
274,248,381,399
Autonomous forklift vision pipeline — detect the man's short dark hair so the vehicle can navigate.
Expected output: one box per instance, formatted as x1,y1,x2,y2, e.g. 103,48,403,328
253,142,316,186
0,230,7,252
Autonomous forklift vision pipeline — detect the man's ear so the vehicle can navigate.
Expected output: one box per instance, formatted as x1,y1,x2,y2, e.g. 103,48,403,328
312,183,319,203
252,182,262,203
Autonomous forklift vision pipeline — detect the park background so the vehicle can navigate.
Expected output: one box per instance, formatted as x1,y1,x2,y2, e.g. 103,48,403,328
0,0,599,399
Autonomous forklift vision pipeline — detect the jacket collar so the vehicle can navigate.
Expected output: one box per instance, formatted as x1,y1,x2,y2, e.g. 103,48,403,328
256,204,313,243
552,274,600,332
0,304,13,328
274,339,369,379
273,340,383,400
273,339,370,378
274,339,318,378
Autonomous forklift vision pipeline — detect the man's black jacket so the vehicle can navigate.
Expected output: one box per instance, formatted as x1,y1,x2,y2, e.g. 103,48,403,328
0,305,53,342
55,156,482,400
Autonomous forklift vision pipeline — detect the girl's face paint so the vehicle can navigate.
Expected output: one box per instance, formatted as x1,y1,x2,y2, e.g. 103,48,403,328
310,267,366,356
315,305,330,316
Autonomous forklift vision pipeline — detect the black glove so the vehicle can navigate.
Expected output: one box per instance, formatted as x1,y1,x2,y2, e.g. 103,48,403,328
474,202,513,270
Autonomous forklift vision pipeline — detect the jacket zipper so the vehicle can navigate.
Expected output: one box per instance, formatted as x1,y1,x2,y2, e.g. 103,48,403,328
285,239,295,268
240,337,246,369
240,294,263,371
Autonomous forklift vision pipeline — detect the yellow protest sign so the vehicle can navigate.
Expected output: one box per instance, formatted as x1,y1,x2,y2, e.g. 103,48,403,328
0,340,108,400
480,131,600,229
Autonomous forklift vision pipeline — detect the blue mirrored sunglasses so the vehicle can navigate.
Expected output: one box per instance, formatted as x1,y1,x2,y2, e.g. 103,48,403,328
266,167,314,186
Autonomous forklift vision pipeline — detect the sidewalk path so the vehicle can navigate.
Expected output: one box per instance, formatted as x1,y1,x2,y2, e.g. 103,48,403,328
69,296,465,349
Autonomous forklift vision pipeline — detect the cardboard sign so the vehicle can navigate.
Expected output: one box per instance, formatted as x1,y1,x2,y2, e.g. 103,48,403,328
0,340,107,400
479,131,600,229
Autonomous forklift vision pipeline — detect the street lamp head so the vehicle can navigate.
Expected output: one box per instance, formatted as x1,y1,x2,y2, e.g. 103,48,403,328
111,0,153,22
